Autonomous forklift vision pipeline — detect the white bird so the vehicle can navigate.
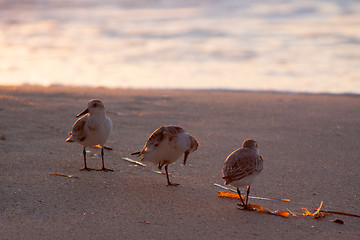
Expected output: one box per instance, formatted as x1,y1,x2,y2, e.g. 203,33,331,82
131,125,199,186
66,99,113,172
222,139,263,208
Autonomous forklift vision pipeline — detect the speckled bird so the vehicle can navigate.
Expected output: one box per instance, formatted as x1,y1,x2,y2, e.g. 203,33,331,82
66,99,113,172
131,125,199,186
222,139,263,208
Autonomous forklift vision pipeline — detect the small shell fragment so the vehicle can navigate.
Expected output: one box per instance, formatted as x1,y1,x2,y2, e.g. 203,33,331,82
332,218,344,224
50,172,79,178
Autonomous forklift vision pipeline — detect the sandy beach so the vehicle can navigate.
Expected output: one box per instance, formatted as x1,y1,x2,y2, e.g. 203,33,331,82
0,85,359,239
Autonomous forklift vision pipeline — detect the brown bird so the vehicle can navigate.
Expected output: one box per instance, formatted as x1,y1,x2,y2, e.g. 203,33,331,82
222,139,263,208
131,126,199,186
66,99,113,172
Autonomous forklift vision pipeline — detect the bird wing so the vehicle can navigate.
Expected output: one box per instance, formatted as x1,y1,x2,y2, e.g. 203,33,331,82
69,116,88,142
164,126,185,135
145,126,166,147
133,126,185,156
222,148,263,184
145,126,185,148
134,126,167,155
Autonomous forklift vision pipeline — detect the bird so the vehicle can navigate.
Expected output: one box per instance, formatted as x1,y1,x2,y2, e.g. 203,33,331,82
131,125,199,186
222,139,263,208
66,99,113,172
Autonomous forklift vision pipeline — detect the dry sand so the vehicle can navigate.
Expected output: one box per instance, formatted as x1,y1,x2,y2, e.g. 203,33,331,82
0,85,359,239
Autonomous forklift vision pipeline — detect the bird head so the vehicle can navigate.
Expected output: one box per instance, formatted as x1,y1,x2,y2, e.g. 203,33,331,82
77,99,105,117
242,139,259,153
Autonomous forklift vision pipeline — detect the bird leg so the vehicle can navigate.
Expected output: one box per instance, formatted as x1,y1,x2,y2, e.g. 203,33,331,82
158,162,164,170
80,147,95,171
237,186,254,211
237,187,246,207
165,165,179,186
245,185,251,206
183,150,190,165
97,147,114,172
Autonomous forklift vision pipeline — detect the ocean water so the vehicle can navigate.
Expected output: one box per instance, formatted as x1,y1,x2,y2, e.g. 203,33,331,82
0,0,360,94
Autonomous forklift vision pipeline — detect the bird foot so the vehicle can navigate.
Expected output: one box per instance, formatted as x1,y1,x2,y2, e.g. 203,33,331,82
166,183,179,187
237,204,255,211
97,168,114,172
103,146,113,150
80,167,95,171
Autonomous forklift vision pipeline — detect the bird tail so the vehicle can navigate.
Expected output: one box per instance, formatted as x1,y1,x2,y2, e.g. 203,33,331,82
65,135,75,142
222,176,231,185
130,151,141,156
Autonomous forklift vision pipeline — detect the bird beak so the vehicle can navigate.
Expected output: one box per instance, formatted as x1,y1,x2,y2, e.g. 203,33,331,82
76,108,89,117
183,150,190,165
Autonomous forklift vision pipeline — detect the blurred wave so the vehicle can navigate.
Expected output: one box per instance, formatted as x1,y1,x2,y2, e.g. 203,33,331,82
0,0,359,94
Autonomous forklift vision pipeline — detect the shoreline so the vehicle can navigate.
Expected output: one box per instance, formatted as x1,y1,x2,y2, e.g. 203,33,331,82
2,84,360,97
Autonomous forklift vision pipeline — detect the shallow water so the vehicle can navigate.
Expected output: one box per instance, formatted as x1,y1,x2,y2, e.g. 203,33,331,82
1,0,360,94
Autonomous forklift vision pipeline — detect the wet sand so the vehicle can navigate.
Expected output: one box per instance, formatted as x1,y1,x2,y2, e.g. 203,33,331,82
0,85,359,239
